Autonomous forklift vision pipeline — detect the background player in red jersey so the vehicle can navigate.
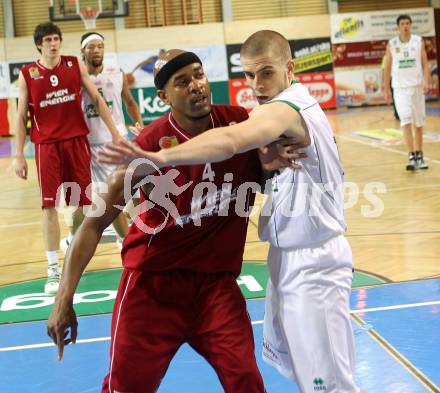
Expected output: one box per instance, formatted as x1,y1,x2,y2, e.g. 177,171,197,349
47,49,304,393
13,22,122,295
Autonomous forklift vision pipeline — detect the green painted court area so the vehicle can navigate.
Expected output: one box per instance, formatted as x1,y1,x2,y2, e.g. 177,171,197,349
0,262,385,324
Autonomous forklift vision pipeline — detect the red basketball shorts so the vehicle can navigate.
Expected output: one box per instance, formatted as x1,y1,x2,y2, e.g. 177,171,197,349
102,269,265,393
35,135,92,208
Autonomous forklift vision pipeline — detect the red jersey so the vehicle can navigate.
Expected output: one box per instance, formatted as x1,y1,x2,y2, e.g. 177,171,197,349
122,105,261,276
22,55,89,144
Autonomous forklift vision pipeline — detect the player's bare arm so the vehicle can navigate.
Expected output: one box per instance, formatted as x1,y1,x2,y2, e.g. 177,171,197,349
383,45,392,103
155,101,309,166
79,62,122,143
47,169,133,360
13,71,29,180
99,102,309,172
421,41,431,94
122,72,143,129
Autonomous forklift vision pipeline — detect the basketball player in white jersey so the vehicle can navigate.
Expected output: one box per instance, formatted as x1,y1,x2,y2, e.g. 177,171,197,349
61,32,143,251
100,30,363,393
383,14,431,171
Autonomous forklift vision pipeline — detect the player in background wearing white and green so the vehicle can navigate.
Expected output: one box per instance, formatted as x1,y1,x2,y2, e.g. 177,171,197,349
60,31,143,252
383,14,431,171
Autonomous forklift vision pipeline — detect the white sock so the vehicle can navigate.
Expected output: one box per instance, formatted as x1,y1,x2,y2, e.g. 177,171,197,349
46,251,59,268
67,232,74,243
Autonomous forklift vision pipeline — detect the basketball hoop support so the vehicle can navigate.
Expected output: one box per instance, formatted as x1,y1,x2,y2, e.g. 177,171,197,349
77,0,102,29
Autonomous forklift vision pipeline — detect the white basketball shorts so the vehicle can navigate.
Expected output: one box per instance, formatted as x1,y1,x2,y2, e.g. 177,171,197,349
393,86,426,127
262,235,361,393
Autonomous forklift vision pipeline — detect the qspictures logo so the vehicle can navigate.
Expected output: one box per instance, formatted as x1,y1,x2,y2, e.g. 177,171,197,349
334,17,364,40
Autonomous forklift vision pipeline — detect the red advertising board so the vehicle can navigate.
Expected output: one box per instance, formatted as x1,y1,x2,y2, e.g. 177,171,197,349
332,41,387,67
228,72,336,110
333,37,437,67
228,79,257,110
296,72,337,109
0,99,9,136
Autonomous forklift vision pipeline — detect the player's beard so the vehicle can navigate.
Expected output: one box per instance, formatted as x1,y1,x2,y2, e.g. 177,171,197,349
91,57,103,68
187,108,211,121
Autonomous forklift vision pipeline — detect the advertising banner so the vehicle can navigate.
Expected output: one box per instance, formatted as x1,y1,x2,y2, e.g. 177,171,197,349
333,37,437,68
125,81,230,125
331,8,435,44
118,45,228,89
333,41,387,67
335,67,384,107
8,61,33,98
291,37,333,74
296,72,337,108
228,73,336,110
228,79,257,109
226,37,334,79
0,62,8,99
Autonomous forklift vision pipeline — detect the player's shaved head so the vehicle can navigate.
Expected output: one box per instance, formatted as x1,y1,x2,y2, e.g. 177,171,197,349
240,30,291,62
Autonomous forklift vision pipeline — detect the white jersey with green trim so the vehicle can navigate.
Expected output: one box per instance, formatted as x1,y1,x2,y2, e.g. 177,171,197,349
259,82,346,249
389,34,423,88
83,64,127,145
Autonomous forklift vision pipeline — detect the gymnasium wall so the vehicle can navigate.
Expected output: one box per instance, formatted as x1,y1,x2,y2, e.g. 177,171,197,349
0,6,437,134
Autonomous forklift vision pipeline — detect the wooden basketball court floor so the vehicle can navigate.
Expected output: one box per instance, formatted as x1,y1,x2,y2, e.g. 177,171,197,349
0,104,439,392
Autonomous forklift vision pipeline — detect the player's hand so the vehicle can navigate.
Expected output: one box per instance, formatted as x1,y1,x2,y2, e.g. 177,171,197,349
423,81,430,95
47,298,78,361
383,89,391,104
98,139,165,169
13,156,28,180
128,122,143,136
259,137,308,172
112,135,125,145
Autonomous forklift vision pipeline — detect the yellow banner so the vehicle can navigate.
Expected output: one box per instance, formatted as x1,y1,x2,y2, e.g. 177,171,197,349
295,51,333,73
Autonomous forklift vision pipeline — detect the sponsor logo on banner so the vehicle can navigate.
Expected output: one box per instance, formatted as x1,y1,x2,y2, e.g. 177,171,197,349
296,72,336,109
228,79,258,110
332,41,387,67
331,8,435,43
226,43,243,80
334,17,365,40
124,81,230,125
291,38,334,74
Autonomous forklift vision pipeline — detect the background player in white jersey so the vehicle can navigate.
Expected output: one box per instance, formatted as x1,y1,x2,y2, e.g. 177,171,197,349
383,14,431,171
100,30,363,393
68,31,143,250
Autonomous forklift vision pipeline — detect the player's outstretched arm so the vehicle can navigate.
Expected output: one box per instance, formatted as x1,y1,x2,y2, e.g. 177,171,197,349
79,62,122,143
156,101,308,167
47,170,130,361
98,103,309,172
13,71,29,180
121,72,144,128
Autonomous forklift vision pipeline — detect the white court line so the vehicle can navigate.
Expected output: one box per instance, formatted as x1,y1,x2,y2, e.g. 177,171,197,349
0,336,110,352
0,221,40,229
338,134,440,165
350,300,440,314
1,299,439,352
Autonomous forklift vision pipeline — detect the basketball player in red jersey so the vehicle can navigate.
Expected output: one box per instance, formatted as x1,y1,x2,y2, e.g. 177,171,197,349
13,22,122,295
47,49,304,392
